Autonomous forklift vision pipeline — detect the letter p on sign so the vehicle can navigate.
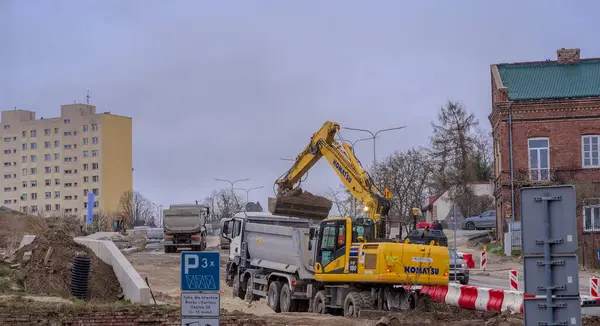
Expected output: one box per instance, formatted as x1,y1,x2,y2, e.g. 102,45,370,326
184,255,198,274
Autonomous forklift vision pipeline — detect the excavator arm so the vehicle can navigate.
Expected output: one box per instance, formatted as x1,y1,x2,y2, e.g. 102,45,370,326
270,121,392,238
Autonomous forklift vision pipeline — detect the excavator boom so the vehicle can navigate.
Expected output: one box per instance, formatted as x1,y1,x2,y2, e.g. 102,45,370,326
271,121,392,237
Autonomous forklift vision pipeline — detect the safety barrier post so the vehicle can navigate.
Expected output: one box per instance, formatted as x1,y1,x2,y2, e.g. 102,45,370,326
590,277,599,298
509,269,519,291
480,245,487,271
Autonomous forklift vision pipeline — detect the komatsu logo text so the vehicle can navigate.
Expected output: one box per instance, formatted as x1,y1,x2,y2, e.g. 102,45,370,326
404,266,439,275
333,159,352,183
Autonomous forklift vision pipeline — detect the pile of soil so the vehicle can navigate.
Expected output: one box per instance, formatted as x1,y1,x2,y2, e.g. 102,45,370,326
269,188,333,219
0,211,47,248
13,230,121,302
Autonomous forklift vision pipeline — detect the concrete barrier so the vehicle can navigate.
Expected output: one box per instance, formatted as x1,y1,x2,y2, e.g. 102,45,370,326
19,235,151,304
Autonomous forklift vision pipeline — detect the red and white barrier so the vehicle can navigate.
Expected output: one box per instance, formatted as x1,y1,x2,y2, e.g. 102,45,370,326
591,277,599,298
480,250,487,271
509,270,519,291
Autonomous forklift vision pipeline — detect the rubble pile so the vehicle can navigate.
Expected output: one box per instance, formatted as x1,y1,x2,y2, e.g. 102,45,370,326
11,230,121,302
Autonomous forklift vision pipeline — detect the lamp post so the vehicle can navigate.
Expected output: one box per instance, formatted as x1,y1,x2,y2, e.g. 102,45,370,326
215,178,249,207
342,126,407,168
279,158,295,161
234,186,264,210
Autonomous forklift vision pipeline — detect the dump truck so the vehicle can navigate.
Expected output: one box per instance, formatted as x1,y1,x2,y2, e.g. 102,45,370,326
163,203,209,253
223,211,450,317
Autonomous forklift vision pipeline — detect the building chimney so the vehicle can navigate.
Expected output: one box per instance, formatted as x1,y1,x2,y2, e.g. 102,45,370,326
557,48,580,64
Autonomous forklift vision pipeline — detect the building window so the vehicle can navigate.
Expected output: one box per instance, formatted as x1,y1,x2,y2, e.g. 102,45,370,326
83,163,88,170
31,180,37,187
21,131,26,137
92,124,98,131
92,188,99,196
31,168,37,175
64,157,72,162
64,195,73,200
21,194,27,201
83,151,89,157
31,155,37,162
45,179,51,186
64,119,70,124
64,131,72,136
92,175,99,182
45,154,51,161
582,135,600,168
31,143,37,149
64,169,72,174
54,140,60,148
30,130,36,137
92,163,98,170
83,176,89,183
54,191,60,198
44,128,50,136
55,204,60,211
22,168,27,176
64,144,72,149
4,125,9,129
54,128,59,134
54,178,60,185
31,205,38,213
54,166,60,173
83,125,88,132
45,192,51,199
92,150,98,157
21,181,27,188
83,189,89,196
83,138,88,145
31,193,37,200
584,205,600,232
92,137,98,144
54,153,59,160
528,137,550,181
22,143,27,150
45,204,51,211
45,166,51,174
44,141,50,148
94,201,98,208
22,156,27,163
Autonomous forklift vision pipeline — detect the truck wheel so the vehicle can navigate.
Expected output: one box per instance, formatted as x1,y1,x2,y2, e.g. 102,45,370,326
164,246,170,253
343,292,365,318
312,290,328,314
232,275,245,300
201,235,207,250
245,280,255,303
460,275,469,285
279,285,297,313
267,281,283,312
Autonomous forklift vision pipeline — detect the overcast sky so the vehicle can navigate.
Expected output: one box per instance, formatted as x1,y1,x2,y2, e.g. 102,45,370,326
1,1,598,209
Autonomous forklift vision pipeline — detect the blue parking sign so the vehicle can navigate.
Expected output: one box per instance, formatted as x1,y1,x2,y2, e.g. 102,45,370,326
180,251,220,292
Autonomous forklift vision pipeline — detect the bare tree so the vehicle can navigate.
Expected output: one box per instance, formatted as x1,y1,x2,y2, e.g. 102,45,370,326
203,188,243,221
372,148,432,229
88,210,111,233
118,190,155,227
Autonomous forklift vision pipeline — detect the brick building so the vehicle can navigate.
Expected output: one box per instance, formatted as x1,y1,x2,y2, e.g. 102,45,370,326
489,48,600,267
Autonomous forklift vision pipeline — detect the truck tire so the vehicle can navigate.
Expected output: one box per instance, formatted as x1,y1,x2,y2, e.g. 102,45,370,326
279,284,297,313
343,292,366,318
232,275,245,300
164,246,170,253
415,293,433,312
267,281,283,312
312,290,328,314
245,280,255,303
201,234,207,250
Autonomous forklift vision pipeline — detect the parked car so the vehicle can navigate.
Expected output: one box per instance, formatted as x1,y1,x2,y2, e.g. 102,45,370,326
449,248,469,285
462,210,496,230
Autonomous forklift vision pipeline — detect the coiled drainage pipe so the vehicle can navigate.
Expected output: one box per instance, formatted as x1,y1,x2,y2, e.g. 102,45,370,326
71,256,91,300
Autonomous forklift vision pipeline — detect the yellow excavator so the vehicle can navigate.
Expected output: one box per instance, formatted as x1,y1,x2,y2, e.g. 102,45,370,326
268,121,450,316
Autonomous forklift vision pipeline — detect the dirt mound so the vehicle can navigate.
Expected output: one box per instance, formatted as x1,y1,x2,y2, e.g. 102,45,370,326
45,215,82,238
14,230,121,302
0,211,47,249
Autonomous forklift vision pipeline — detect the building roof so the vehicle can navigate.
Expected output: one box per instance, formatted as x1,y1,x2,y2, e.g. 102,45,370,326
497,59,600,101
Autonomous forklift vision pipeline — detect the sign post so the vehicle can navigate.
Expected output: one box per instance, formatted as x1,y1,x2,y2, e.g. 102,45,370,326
180,251,221,326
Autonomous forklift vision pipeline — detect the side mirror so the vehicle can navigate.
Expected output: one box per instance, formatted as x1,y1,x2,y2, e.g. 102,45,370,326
309,228,315,240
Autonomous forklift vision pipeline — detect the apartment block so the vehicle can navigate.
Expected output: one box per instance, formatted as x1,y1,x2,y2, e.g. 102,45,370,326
0,103,132,221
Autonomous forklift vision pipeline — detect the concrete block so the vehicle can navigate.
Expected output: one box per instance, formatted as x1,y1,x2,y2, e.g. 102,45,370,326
18,235,36,249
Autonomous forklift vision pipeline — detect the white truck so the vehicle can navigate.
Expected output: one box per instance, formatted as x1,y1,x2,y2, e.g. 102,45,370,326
222,211,316,313
163,203,209,253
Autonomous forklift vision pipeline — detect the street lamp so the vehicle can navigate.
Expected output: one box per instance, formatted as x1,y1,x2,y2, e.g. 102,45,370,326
234,186,264,210
279,158,295,161
215,178,250,207
342,125,407,168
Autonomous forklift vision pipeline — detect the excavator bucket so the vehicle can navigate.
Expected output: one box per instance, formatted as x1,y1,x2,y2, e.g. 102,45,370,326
268,191,332,220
